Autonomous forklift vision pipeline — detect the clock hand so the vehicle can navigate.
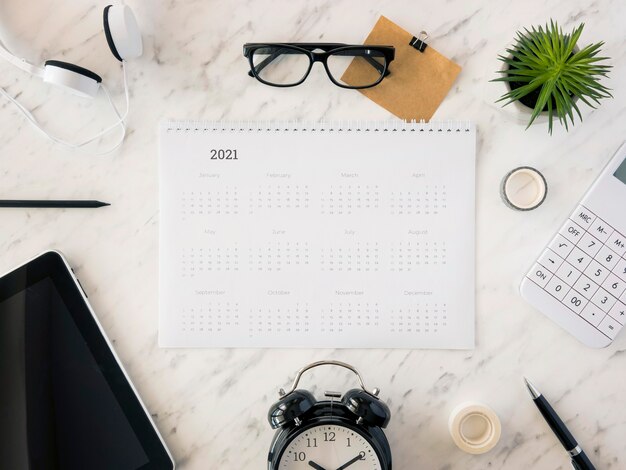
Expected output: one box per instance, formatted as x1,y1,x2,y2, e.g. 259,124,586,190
308,461,327,470
335,451,366,470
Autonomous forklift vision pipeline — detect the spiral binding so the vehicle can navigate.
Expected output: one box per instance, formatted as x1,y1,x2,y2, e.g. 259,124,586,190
164,120,473,133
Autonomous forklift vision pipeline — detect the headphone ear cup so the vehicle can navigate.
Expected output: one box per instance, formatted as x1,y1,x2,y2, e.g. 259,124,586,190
268,390,316,429
43,60,102,98
103,4,143,61
342,389,391,428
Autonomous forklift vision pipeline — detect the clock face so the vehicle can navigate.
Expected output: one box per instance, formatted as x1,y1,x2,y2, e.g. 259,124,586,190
277,424,382,470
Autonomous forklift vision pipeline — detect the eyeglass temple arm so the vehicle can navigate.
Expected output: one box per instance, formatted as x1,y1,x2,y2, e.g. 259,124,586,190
247,48,289,77
330,49,391,77
248,48,390,78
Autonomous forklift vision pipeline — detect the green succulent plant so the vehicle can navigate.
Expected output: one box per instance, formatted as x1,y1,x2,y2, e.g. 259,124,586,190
493,21,612,134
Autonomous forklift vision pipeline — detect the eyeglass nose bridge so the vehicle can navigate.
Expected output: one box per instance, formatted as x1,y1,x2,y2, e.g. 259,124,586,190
309,50,332,64
308,52,338,85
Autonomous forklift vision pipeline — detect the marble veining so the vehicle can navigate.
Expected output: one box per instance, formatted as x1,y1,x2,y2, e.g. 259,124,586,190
1,0,626,468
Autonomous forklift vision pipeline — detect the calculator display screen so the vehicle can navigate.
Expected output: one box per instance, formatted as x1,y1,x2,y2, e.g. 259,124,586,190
614,156,626,185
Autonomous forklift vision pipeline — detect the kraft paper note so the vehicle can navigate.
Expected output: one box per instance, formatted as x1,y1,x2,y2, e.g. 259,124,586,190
342,16,461,121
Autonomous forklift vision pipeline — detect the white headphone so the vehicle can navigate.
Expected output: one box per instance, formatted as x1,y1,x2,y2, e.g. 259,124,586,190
0,4,143,154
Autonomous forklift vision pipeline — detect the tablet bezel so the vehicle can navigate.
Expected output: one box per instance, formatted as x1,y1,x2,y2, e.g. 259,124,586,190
0,250,175,470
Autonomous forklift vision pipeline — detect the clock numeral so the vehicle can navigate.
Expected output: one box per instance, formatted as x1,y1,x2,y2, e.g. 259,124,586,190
294,452,306,462
306,438,318,448
346,437,352,447
324,431,336,442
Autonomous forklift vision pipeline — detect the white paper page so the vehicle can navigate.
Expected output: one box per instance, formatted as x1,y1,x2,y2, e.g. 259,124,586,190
159,121,475,348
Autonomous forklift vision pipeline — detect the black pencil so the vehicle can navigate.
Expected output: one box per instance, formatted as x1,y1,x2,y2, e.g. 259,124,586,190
0,200,110,208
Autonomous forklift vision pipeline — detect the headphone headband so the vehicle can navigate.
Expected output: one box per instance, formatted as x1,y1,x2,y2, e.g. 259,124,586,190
0,40,43,77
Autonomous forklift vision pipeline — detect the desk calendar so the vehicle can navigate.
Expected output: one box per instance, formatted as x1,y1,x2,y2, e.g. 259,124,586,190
159,121,476,348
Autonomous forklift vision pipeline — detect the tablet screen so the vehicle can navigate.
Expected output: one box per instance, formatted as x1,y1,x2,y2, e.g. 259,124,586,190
0,254,170,470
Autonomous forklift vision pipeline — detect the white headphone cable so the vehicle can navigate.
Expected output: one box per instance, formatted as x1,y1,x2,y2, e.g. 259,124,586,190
0,60,130,155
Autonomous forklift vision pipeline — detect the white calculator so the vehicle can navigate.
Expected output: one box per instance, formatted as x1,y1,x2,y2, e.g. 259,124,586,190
521,141,626,347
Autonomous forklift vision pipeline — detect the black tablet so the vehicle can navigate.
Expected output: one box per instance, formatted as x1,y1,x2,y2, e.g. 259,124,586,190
0,251,174,470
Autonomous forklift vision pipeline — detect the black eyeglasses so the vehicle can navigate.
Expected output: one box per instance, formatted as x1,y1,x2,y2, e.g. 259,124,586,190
243,43,395,89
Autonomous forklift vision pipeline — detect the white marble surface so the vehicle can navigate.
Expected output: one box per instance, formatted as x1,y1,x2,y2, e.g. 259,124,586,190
1,0,626,468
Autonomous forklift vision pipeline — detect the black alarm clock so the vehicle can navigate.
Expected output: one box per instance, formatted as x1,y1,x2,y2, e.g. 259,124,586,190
267,360,392,470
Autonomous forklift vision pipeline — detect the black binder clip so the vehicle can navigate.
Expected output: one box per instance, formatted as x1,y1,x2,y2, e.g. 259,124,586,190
409,31,429,52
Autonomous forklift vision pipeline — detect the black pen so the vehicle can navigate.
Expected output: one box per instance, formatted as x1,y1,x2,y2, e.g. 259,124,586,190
0,200,110,209
524,378,595,470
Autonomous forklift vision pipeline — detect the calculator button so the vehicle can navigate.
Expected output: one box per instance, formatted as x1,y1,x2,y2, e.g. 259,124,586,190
607,232,626,257
526,263,552,287
537,249,563,273
559,220,585,244
595,245,619,270
608,301,626,325
597,315,623,340
572,275,599,299
571,205,596,228
579,303,605,327
577,232,602,257
555,262,581,286
621,289,626,303
545,277,569,301
565,247,592,271
602,273,626,299
563,290,588,314
548,235,575,259
589,217,613,243
614,258,626,282
584,260,610,284
591,288,617,313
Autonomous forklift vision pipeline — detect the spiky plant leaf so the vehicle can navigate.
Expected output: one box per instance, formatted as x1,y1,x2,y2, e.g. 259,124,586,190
492,21,612,134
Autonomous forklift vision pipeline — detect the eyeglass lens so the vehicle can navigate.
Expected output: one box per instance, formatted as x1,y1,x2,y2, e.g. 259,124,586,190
251,46,311,86
327,49,387,88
